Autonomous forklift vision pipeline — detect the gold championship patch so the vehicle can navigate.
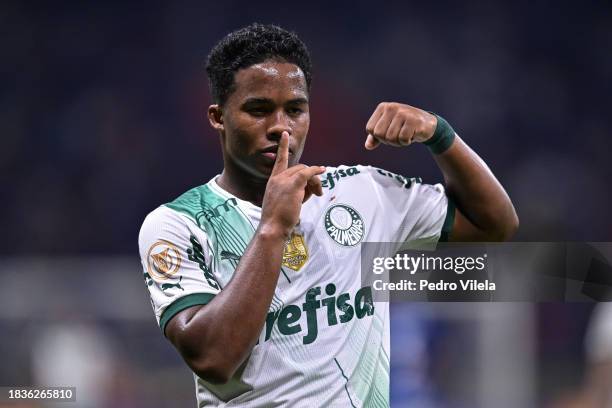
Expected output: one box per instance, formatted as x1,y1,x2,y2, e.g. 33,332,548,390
282,233,308,271
147,240,182,280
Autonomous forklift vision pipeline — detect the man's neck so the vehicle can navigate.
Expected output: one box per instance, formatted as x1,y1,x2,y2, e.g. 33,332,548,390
216,168,267,208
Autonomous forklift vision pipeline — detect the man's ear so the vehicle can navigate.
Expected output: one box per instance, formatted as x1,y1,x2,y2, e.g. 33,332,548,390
208,104,224,131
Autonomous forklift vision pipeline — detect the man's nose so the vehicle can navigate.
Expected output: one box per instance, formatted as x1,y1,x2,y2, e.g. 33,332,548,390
267,110,292,141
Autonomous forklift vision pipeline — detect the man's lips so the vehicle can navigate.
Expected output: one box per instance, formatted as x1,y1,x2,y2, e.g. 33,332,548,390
261,152,277,160
258,145,294,160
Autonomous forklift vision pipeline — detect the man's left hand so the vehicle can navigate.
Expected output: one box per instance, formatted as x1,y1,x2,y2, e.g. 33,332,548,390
365,102,437,150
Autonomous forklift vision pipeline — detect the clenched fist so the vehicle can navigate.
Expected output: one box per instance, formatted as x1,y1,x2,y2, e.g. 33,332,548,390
365,102,438,150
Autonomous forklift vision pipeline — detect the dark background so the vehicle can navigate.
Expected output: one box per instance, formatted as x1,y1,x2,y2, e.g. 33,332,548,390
3,1,610,254
1,1,610,407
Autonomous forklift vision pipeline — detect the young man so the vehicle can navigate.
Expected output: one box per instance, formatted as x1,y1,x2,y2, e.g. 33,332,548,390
138,23,518,407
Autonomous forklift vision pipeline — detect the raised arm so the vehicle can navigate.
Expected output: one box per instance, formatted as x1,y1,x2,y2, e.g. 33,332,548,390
365,102,518,242
165,133,325,383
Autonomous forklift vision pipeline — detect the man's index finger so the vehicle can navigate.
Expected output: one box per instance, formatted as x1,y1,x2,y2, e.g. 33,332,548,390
271,131,290,176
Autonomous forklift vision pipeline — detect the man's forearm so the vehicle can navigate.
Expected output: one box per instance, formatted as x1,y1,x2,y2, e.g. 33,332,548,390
167,135,325,384
433,135,518,240
362,102,518,241
171,225,286,382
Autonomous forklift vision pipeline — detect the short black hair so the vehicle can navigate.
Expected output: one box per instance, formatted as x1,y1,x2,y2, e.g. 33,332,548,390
205,23,312,106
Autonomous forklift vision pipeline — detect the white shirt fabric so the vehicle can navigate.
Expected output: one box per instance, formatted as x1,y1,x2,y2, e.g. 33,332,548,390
138,165,453,407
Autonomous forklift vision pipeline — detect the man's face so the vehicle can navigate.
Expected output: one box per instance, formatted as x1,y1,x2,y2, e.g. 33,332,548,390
213,60,310,179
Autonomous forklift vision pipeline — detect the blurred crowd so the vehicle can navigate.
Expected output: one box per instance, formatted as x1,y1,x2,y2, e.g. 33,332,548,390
2,1,611,254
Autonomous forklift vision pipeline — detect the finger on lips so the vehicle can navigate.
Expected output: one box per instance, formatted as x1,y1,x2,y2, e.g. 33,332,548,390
271,131,290,176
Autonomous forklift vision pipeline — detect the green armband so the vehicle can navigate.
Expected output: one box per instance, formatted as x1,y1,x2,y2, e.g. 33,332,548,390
423,113,456,154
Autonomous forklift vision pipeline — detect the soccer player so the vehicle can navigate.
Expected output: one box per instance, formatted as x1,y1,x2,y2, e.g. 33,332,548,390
138,23,518,407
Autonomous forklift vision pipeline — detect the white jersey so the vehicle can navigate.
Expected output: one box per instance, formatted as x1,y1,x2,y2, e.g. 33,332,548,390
138,165,453,407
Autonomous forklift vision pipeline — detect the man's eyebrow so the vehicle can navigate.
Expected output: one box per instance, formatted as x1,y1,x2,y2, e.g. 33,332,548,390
241,97,309,106
241,97,273,105
286,97,309,105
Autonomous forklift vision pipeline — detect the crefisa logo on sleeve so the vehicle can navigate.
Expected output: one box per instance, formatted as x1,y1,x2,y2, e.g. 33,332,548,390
324,204,365,246
147,240,182,280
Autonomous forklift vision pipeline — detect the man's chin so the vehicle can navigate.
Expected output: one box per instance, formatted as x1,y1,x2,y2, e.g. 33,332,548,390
249,164,273,181
242,158,301,180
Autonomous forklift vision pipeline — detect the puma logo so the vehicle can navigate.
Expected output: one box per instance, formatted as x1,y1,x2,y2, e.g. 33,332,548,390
161,276,184,291
221,250,241,261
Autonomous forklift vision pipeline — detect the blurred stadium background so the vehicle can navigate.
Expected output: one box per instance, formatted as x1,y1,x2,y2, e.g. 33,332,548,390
1,1,611,407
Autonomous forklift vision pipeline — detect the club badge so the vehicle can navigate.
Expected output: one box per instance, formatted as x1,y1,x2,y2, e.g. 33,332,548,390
324,204,365,246
282,232,309,271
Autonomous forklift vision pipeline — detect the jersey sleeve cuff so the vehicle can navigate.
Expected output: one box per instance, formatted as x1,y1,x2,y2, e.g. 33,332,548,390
438,197,456,242
159,292,216,335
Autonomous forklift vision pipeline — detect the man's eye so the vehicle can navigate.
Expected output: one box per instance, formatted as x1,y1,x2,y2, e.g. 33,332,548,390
247,108,268,116
288,107,303,115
